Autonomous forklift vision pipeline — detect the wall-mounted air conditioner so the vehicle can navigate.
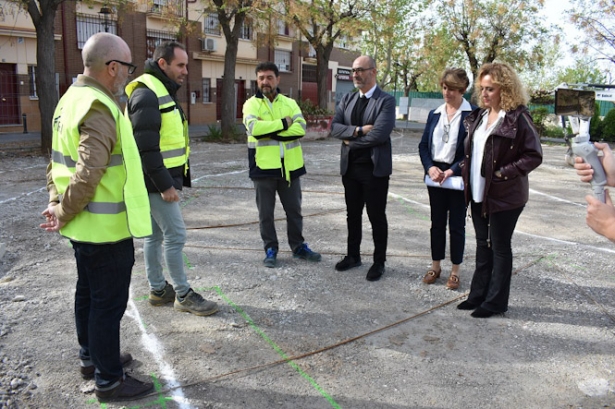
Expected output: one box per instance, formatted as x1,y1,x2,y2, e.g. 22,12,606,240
202,38,216,52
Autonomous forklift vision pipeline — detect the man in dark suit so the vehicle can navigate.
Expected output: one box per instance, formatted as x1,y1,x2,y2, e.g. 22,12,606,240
330,55,396,281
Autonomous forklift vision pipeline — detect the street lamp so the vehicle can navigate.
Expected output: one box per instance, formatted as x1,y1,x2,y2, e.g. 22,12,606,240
99,6,112,32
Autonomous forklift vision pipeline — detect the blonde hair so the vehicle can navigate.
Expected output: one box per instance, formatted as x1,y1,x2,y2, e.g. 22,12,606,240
473,62,529,111
439,68,469,92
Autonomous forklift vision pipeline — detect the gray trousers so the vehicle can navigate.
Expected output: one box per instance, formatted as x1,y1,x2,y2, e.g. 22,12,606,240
253,177,304,252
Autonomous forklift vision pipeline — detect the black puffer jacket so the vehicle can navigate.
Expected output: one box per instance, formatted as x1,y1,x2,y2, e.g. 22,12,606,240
461,105,543,215
126,60,188,194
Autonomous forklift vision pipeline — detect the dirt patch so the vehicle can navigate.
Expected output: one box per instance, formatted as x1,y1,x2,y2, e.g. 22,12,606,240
0,130,614,408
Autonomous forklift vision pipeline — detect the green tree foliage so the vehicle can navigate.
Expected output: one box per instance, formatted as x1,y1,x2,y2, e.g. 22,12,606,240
435,0,550,81
530,106,550,136
360,0,432,94
590,102,604,140
556,58,607,85
600,109,615,141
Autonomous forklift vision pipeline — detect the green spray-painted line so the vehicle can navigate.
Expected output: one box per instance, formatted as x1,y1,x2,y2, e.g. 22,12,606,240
182,252,193,269
396,197,429,221
208,286,341,409
180,196,198,208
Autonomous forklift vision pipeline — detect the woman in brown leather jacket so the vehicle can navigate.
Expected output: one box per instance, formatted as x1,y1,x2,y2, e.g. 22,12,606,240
457,62,543,318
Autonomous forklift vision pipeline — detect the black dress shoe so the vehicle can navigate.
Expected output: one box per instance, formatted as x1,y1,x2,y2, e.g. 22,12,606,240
335,256,362,271
471,307,502,318
366,262,384,281
457,301,478,310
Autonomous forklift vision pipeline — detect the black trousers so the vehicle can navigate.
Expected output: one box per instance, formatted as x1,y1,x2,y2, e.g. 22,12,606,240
342,163,389,264
467,201,524,313
427,185,466,264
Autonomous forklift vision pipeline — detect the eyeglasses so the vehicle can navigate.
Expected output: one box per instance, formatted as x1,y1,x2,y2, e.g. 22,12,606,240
351,67,375,74
105,60,137,74
443,123,450,143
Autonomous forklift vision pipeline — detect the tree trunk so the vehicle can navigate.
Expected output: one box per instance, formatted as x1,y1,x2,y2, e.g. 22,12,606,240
220,38,239,138
32,1,59,155
315,44,333,110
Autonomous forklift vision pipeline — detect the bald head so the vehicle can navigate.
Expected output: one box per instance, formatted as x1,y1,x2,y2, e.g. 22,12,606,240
81,33,133,96
352,55,378,93
82,33,129,72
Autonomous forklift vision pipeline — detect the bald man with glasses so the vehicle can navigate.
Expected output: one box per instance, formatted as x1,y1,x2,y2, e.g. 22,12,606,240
330,55,396,281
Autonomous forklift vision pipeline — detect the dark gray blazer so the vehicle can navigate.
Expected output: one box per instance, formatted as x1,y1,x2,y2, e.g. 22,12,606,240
330,86,395,177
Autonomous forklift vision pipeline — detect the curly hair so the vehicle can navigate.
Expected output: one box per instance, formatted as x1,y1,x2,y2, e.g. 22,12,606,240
439,68,470,92
473,62,529,111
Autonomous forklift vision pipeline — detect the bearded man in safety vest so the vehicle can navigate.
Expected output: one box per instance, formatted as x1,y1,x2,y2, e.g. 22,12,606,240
41,33,153,402
126,41,218,316
243,61,322,268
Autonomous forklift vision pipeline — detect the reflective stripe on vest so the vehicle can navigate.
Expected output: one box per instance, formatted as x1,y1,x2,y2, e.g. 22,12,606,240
51,84,152,243
126,74,189,170
243,95,305,182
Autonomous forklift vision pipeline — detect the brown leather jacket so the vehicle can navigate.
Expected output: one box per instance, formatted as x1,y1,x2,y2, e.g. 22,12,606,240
461,105,543,216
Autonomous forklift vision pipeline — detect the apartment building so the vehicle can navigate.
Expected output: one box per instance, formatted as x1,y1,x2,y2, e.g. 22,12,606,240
0,0,359,133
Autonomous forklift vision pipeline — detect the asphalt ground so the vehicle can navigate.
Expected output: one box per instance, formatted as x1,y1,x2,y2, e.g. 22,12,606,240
0,130,614,408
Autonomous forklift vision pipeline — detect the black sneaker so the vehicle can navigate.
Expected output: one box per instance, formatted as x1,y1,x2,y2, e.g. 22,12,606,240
80,352,133,380
95,374,154,402
293,243,322,262
174,289,219,316
149,281,176,306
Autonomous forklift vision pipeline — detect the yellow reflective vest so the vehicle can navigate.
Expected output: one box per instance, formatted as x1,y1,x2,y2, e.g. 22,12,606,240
243,92,306,182
125,74,189,172
51,85,152,243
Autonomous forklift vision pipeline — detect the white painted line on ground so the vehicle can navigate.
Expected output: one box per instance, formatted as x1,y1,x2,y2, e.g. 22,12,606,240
529,188,585,207
0,187,46,204
125,297,192,409
391,190,615,254
389,191,430,209
192,169,246,182
0,164,45,175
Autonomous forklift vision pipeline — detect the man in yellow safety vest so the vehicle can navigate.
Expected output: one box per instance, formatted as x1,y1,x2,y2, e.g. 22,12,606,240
126,41,218,316
243,61,322,268
41,33,153,402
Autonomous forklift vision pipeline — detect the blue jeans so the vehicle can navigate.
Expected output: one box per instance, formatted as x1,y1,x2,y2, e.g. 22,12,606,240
467,202,524,313
144,193,190,297
252,177,304,252
73,238,134,388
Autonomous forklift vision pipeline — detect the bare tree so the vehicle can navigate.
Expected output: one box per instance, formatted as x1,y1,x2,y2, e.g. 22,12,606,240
284,0,366,109
570,0,615,66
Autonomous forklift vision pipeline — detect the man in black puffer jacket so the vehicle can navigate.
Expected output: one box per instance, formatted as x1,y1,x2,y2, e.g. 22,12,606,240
125,41,218,317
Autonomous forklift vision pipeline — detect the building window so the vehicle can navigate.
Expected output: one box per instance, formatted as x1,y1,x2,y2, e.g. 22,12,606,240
151,0,166,12
239,19,252,40
204,12,220,35
251,80,257,96
308,44,316,58
277,19,289,36
274,50,291,72
76,13,116,48
302,64,317,83
202,78,210,103
337,35,350,49
146,30,178,59
28,65,37,98
150,0,184,16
